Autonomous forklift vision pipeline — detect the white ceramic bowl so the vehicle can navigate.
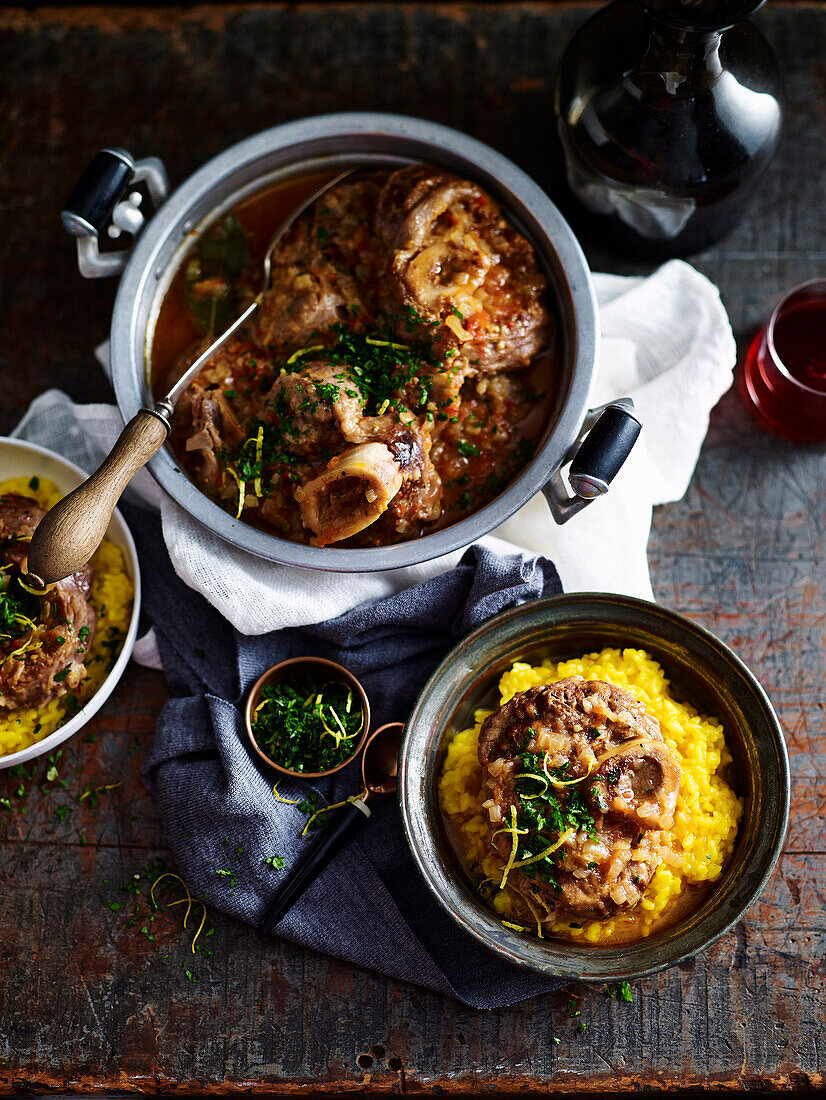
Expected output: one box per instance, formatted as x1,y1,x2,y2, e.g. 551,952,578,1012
0,436,141,770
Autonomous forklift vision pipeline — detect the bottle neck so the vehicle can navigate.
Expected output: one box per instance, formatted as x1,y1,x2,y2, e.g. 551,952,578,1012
632,21,725,96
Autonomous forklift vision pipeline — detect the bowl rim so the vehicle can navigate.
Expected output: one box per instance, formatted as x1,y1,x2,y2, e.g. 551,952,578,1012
398,591,790,980
111,110,599,572
0,436,142,770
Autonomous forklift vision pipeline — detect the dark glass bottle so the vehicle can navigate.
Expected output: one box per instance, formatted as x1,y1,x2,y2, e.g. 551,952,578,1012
554,0,783,258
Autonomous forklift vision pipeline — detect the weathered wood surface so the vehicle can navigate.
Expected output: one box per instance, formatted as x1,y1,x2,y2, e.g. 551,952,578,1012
0,2,823,1092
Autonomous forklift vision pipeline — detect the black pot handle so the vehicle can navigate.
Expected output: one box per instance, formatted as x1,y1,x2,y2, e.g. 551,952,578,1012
258,799,370,936
61,147,169,278
542,399,642,523
569,403,642,498
62,148,136,238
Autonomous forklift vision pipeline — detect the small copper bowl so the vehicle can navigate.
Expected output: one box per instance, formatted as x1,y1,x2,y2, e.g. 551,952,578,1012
244,656,370,779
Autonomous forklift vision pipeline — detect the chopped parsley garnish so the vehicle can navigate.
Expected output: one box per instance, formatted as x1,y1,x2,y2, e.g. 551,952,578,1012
263,854,285,869
504,750,596,892
457,439,480,458
604,980,634,1002
321,320,440,416
0,572,42,647
252,674,364,773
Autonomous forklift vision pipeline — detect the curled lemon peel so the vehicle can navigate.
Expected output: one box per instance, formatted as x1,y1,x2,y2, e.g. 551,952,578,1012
521,891,544,939
513,772,549,800
542,751,593,788
286,344,325,365
222,467,245,519
272,782,301,805
301,787,368,837
150,872,209,954
253,426,264,497
365,337,408,351
78,779,123,802
17,578,49,597
501,920,528,933
497,805,523,890
512,828,576,869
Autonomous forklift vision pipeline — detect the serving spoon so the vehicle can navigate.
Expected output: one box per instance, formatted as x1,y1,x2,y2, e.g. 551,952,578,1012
257,721,405,934
26,166,367,587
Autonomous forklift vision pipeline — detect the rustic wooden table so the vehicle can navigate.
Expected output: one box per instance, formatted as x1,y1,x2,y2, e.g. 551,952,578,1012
0,2,823,1093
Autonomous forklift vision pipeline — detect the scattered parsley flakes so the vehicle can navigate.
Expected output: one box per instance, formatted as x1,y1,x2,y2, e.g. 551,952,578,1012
263,854,285,869
604,980,634,1003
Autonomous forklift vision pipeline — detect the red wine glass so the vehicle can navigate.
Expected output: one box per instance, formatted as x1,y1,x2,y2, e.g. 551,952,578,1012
739,279,826,445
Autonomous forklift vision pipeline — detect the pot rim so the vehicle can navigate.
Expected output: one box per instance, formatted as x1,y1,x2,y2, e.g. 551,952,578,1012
398,592,790,980
110,111,599,572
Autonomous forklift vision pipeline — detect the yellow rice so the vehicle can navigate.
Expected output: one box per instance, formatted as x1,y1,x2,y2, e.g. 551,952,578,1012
0,476,134,757
438,647,743,943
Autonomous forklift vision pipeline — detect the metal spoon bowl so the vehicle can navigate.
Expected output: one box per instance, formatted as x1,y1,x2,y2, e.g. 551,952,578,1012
255,703,405,935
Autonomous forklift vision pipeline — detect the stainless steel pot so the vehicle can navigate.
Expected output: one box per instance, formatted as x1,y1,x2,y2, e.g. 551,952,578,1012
64,112,641,571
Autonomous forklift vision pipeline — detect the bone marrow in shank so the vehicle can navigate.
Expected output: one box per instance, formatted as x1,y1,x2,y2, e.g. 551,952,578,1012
294,442,404,546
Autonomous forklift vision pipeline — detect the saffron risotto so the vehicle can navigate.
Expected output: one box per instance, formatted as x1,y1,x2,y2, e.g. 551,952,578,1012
0,477,134,757
438,647,744,943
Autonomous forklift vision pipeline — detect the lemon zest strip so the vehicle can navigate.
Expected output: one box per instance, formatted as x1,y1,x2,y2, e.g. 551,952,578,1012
498,805,522,890
512,828,575,868
222,467,245,518
272,782,301,805
150,872,209,954
286,344,325,365
542,751,594,788
301,787,368,837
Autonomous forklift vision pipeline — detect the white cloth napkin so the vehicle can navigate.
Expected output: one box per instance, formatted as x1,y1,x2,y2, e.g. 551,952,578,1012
13,260,735,637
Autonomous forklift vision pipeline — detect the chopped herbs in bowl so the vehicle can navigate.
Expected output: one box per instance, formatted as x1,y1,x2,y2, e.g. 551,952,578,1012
245,658,370,777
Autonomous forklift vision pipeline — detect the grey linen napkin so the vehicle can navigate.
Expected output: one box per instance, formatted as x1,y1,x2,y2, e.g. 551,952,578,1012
128,505,563,1008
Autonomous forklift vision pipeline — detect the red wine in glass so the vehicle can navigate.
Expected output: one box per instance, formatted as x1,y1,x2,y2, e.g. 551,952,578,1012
739,280,826,444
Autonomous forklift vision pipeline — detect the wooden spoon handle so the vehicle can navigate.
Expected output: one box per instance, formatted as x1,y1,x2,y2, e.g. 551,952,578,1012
26,408,170,585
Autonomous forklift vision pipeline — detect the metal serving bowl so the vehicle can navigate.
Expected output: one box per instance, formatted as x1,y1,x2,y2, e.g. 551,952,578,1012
61,112,643,572
399,593,789,981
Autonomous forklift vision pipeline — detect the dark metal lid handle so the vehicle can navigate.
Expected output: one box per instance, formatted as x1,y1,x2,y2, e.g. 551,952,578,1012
542,399,642,523
62,148,169,278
